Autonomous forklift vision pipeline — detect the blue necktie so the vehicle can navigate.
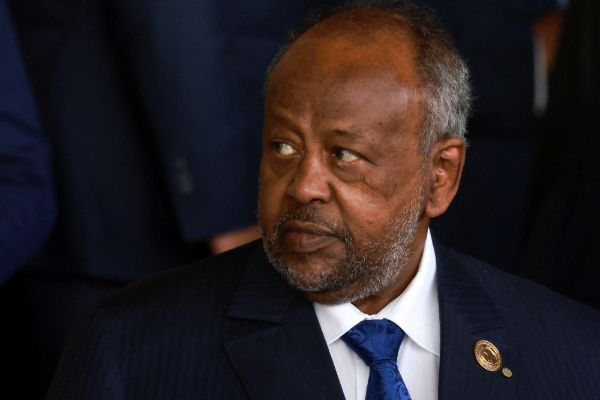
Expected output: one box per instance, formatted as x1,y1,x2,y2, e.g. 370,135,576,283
341,319,412,400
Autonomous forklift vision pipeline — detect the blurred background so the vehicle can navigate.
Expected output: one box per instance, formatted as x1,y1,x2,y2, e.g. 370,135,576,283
1,0,598,397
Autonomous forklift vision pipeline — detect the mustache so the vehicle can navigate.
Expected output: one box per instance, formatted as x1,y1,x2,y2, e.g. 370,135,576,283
273,206,352,245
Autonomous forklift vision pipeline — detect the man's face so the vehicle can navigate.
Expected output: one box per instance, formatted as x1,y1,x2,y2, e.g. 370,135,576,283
257,24,430,305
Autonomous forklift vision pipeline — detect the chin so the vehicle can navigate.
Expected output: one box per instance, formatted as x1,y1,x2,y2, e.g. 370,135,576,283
280,252,337,276
266,245,394,305
281,263,373,305
304,279,373,305
306,289,352,306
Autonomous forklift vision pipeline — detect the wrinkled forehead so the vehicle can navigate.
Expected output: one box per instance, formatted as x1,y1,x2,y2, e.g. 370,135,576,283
266,9,421,103
265,19,422,128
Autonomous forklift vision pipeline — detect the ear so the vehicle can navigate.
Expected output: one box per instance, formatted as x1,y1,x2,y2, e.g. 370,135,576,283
424,137,466,218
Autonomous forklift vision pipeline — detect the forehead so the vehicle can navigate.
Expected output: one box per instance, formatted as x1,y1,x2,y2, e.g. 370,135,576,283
268,10,420,94
265,13,421,119
265,15,422,142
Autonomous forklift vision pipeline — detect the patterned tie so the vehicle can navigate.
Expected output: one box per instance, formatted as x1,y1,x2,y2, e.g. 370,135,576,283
341,319,412,400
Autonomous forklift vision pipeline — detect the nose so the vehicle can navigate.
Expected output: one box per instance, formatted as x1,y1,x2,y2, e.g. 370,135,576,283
286,152,332,205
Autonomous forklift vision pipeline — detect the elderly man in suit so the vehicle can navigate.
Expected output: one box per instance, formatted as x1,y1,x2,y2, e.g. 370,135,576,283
47,1,600,399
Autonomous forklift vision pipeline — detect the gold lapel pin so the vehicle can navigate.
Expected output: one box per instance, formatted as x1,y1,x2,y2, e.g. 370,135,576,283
474,340,502,372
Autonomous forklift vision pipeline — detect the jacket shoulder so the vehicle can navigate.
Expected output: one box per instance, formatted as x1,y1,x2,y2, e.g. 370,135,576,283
448,248,600,326
47,243,265,399
98,239,263,314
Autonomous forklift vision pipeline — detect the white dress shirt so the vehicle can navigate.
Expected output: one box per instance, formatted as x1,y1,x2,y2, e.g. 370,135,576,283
313,230,439,400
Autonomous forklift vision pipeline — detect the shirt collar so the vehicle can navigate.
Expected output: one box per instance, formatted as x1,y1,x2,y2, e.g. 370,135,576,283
313,229,440,356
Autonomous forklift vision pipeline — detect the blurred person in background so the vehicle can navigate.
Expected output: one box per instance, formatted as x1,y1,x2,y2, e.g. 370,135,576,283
519,0,600,310
0,0,56,397
419,0,568,272
0,0,55,284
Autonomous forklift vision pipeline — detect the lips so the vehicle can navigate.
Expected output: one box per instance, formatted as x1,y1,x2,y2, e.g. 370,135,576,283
279,220,339,254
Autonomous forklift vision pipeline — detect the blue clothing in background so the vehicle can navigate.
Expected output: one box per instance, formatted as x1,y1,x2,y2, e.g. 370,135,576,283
0,0,55,284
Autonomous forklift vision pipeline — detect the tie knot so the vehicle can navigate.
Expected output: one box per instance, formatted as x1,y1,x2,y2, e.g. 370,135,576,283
341,319,405,367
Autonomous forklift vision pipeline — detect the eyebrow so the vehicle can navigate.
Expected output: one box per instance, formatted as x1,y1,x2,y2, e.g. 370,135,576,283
268,110,373,146
331,128,364,140
267,109,306,137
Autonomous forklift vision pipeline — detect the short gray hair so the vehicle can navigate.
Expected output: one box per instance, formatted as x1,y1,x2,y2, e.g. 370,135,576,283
265,0,472,153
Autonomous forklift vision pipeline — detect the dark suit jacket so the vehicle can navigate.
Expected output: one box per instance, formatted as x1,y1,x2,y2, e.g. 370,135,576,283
47,239,600,399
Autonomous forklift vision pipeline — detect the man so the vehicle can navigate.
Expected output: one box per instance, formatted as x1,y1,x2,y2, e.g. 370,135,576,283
47,2,600,399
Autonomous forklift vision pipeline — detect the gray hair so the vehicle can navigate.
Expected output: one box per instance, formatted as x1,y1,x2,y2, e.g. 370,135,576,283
265,0,472,153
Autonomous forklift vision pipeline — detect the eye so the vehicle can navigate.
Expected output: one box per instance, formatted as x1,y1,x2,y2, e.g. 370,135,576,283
271,142,296,156
333,148,360,162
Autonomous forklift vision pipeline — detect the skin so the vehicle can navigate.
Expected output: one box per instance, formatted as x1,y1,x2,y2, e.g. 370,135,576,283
209,225,261,254
257,11,465,315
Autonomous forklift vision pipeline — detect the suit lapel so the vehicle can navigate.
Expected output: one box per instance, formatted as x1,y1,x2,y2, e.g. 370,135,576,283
224,246,345,400
435,240,516,400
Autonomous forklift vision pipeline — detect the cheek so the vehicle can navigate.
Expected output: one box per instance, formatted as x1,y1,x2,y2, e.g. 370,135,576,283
334,174,422,240
335,186,391,237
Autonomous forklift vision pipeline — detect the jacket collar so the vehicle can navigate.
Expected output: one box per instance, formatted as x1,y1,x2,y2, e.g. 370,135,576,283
226,243,295,323
435,237,516,400
225,243,346,400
